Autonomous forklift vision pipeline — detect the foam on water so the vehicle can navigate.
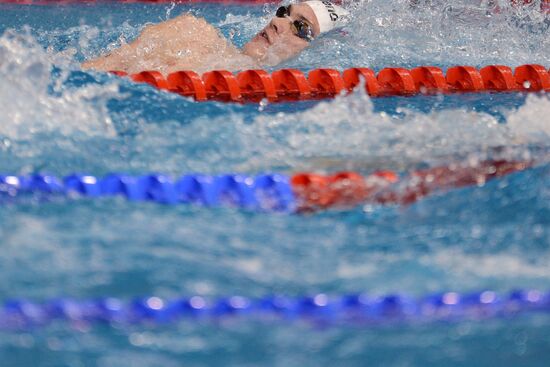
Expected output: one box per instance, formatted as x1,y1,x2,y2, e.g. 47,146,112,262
133,88,548,173
239,91,549,171
280,0,550,70
0,30,118,139
508,93,550,143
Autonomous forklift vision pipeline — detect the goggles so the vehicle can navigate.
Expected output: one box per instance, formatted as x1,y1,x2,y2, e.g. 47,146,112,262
276,6,314,42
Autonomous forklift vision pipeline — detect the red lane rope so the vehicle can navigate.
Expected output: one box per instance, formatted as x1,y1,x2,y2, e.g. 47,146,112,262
292,160,533,212
111,64,550,102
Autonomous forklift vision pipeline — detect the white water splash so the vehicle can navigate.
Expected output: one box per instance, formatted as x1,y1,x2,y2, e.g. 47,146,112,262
234,89,549,172
0,30,119,139
506,93,550,144
121,87,550,174
217,13,254,27
282,0,550,70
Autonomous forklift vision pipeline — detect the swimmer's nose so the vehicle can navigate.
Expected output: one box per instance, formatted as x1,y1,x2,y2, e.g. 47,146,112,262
269,16,291,36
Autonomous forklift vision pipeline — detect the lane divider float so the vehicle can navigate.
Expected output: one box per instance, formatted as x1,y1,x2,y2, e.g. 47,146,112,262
111,64,550,103
0,160,531,212
1,289,548,329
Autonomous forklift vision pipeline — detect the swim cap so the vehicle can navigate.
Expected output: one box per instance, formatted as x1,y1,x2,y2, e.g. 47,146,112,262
304,1,350,34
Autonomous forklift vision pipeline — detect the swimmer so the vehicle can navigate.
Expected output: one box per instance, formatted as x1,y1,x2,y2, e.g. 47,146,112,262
82,1,349,75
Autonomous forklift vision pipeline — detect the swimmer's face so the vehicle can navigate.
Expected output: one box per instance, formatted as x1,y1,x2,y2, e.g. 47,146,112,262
242,3,321,65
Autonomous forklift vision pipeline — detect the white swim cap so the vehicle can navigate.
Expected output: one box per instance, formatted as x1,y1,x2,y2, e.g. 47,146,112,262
304,1,350,34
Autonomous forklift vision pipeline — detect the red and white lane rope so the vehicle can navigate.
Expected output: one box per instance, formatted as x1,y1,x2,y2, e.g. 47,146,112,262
110,64,550,103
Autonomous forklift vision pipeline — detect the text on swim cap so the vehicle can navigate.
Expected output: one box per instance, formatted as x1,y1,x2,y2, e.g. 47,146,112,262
321,1,339,21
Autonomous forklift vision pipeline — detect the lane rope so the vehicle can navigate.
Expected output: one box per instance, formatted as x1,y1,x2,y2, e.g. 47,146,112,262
0,160,532,212
1,289,548,329
110,64,550,103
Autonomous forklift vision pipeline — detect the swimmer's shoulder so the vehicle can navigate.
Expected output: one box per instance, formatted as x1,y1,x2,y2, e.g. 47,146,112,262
147,13,220,39
169,13,214,29
140,13,212,34
137,13,222,47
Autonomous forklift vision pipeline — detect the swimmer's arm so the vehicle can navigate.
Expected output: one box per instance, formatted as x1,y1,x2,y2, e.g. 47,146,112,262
81,48,125,71
81,34,146,72
81,15,178,72
81,14,207,72
82,14,254,74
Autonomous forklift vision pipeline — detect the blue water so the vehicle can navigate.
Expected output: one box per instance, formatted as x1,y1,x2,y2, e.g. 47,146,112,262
0,1,549,366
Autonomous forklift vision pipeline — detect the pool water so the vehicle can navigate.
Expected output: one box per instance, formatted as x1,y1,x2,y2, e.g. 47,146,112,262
0,1,549,366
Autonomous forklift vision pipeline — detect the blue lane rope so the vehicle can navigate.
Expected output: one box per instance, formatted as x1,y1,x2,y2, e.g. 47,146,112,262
1,290,548,329
0,173,295,212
